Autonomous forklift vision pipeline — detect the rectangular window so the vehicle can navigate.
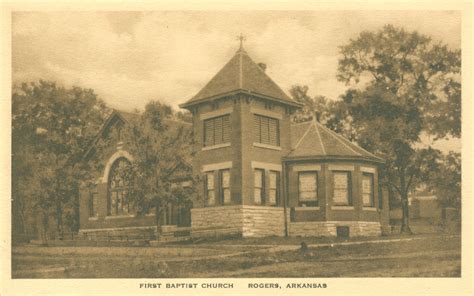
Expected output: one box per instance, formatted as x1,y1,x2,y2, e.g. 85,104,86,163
204,115,230,147
89,192,98,217
220,169,231,205
333,171,352,206
205,172,215,206
268,171,280,206
254,169,265,205
298,172,318,207
254,114,280,146
378,179,383,209
362,172,375,207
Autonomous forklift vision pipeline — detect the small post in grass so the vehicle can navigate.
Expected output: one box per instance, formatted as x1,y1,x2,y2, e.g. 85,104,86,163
300,241,308,253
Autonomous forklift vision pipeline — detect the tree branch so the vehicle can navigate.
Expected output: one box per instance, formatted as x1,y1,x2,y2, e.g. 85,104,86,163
385,181,403,196
405,171,416,195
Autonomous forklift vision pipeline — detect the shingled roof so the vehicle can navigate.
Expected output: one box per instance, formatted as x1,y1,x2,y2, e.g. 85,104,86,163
287,119,384,163
180,47,302,108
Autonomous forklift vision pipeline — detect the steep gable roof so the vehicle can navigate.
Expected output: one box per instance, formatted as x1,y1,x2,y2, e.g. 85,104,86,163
117,110,140,124
180,47,302,108
287,119,384,163
82,109,192,161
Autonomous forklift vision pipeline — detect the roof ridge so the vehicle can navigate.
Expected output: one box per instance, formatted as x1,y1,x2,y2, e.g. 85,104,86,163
291,121,312,126
293,120,314,150
163,118,193,126
313,121,327,155
317,122,382,160
180,46,303,108
244,52,294,102
190,52,240,102
316,122,362,156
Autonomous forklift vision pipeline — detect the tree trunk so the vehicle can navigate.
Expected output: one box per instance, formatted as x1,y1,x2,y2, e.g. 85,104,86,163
399,174,412,234
41,208,49,242
154,199,161,239
400,190,412,234
55,200,63,240
12,195,27,244
72,189,80,233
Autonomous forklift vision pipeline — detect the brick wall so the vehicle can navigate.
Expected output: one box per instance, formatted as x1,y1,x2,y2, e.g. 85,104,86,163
240,99,291,206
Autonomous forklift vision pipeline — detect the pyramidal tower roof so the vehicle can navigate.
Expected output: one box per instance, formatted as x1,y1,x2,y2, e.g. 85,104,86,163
180,46,302,108
287,119,384,163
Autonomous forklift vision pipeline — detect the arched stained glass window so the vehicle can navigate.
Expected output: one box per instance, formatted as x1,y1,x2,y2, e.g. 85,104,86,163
108,157,133,216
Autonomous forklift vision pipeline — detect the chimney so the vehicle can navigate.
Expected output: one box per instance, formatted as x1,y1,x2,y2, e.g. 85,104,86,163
257,63,267,72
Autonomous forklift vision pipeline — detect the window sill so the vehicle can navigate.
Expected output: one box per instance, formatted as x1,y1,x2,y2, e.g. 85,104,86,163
88,217,99,221
253,143,281,151
295,207,320,211
202,143,231,151
105,215,134,220
363,207,377,211
331,206,354,210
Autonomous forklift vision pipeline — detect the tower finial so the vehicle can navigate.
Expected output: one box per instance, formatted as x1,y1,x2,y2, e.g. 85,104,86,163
236,33,246,49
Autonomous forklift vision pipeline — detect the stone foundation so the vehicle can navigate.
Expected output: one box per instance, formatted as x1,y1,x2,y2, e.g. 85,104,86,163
191,205,285,238
82,210,383,239
78,225,157,240
289,221,381,237
242,206,285,237
191,206,243,237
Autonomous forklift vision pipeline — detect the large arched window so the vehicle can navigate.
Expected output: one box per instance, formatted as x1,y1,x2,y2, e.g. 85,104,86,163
107,157,133,216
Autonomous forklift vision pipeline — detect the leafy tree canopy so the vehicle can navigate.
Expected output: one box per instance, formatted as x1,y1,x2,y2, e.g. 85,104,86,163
289,85,357,140
12,80,109,238
119,101,200,229
336,25,461,232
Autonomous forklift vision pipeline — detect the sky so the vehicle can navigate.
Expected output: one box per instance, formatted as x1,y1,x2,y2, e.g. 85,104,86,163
12,10,461,151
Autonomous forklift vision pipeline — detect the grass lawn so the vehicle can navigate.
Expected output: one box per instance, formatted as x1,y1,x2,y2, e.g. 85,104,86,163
12,234,460,278
187,232,440,246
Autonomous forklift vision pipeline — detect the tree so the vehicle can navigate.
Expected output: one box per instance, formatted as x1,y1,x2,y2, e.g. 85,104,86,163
12,80,108,241
420,151,461,209
337,25,461,233
289,85,357,140
122,101,200,235
175,110,193,123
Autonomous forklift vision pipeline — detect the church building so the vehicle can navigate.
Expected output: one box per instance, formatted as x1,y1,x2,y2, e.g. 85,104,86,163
79,43,390,239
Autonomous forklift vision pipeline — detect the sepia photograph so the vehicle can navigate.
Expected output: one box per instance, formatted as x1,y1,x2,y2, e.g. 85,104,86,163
3,5,469,291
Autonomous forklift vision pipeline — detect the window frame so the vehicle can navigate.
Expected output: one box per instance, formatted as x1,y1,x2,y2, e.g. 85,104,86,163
253,114,280,147
268,170,280,206
205,171,216,206
107,158,132,216
332,170,353,206
254,169,266,205
298,171,319,207
203,114,230,147
88,191,98,217
219,169,231,205
378,178,383,209
362,172,375,207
